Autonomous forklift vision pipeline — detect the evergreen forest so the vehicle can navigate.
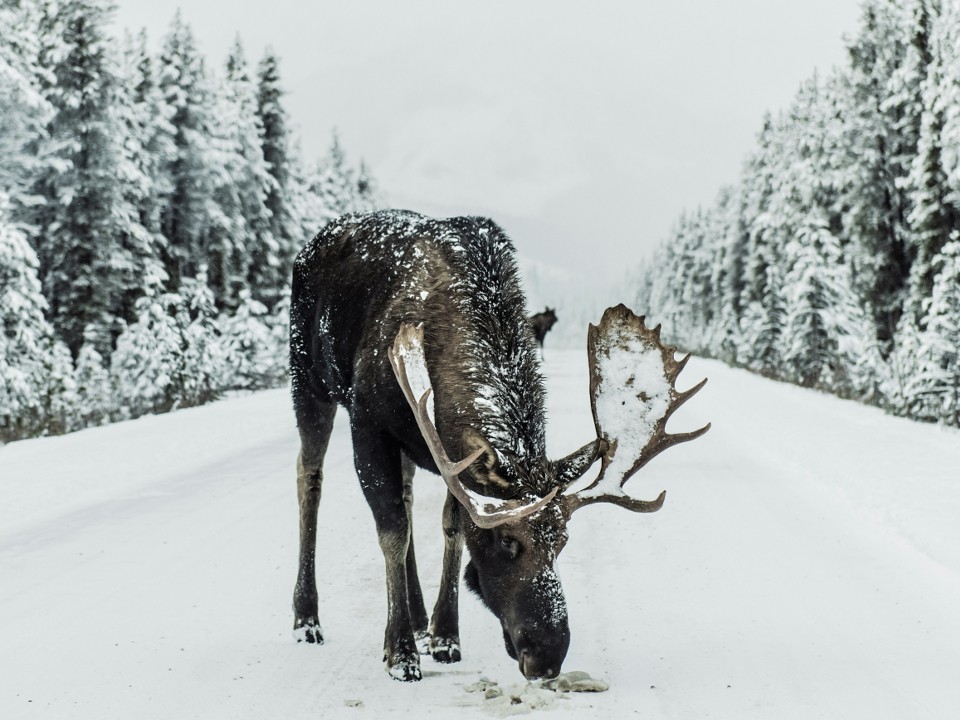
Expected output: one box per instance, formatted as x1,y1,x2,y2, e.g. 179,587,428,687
637,0,960,427
1,0,379,442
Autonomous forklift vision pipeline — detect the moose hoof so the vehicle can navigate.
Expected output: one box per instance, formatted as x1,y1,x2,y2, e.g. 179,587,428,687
293,618,324,645
386,654,422,682
414,631,431,655
430,637,461,664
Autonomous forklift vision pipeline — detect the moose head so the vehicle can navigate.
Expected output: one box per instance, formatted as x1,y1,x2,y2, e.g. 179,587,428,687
389,304,710,679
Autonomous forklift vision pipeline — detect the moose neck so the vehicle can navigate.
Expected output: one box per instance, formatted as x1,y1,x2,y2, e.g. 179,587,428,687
460,318,547,466
425,222,548,493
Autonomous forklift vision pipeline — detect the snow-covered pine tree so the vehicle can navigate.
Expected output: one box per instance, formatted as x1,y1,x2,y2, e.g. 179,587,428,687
121,29,175,247
29,0,153,357
354,160,382,213
221,290,286,390
0,193,76,441
781,214,869,393
177,270,229,408
112,269,229,419
218,38,281,310
909,238,960,424
737,116,787,377
74,326,113,429
202,50,251,311
838,0,914,348
776,78,839,389
311,131,357,223
111,288,185,419
888,313,928,418
158,10,220,291
644,212,688,341
286,132,384,258
940,0,960,208
256,48,300,300
0,0,54,220
115,28,174,323
903,0,959,328
104,32,170,348
705,186,747,364
268,293,291,383
677,209,716,350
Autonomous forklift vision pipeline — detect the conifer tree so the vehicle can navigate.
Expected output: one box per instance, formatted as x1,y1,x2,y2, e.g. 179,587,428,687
706,187,747,363
30,0,152,356
118,28,174,310
312,131,357,221
74,327,112,428
738,117,788,376
0,193,76,441
221,290,286,390
0,0,53,218
111,288,185,419
838,0,913,346
177,270,228,407
903,0,958,327
158,10,219,290
256,48,299,296
219,39,281,308
911,239,960,423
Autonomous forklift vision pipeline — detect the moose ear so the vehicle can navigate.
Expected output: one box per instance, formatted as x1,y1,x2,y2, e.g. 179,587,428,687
553,438,607,489
461,428,510,489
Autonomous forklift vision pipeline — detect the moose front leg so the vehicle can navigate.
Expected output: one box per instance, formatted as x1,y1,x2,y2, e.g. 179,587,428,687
353,425,422,681
429,490,463,663
400,452,430,654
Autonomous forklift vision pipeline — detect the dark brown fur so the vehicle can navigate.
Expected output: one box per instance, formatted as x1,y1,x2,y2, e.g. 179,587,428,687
289,210,602,681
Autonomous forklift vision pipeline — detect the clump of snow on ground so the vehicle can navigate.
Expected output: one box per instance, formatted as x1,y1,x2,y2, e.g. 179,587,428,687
464,671,607,716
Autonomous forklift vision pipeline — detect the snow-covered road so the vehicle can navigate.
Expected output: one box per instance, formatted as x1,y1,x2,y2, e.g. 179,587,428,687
3,350,960,719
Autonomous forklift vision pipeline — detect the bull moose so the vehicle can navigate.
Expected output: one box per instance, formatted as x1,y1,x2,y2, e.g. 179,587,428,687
289,210,709,681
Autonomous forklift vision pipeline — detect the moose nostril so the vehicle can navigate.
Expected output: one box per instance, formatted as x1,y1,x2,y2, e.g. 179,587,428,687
519,651,558,680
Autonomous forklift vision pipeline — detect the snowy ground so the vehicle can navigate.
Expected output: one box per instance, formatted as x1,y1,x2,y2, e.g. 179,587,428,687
3,349,960,719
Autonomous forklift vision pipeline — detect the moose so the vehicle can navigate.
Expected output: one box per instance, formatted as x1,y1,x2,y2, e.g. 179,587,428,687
289,210,709,682
529,307,558,350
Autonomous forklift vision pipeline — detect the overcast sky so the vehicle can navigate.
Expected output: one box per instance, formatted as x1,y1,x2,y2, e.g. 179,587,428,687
111,1,864,298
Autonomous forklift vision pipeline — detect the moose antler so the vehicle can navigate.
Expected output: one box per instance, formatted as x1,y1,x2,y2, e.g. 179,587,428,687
563,304,710,515
388,323,558,529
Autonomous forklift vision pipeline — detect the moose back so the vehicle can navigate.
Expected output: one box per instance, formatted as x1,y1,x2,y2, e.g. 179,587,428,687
289,210,709,681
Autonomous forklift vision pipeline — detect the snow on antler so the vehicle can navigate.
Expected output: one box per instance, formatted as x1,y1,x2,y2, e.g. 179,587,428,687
563,304,710,515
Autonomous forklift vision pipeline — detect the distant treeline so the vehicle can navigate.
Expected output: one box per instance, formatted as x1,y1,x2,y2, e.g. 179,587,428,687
636,0,960,427
1,1,380,443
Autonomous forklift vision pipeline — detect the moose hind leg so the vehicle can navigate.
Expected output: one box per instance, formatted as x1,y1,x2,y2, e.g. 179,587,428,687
353,425,421,681
292,399,336,644
429,490,463,663
400,452,431,654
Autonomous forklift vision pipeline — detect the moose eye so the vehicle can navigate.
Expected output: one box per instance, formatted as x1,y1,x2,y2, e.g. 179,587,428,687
499,536,520,558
